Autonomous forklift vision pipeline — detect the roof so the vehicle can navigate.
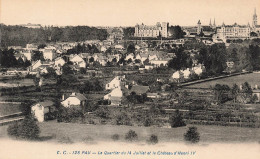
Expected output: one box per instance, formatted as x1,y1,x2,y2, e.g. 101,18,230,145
130,85,149,95
37,100,54,107
70,93,87,101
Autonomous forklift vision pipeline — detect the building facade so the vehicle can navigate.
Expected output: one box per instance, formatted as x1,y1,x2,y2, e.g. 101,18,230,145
214,23,251,40
134,22,169,38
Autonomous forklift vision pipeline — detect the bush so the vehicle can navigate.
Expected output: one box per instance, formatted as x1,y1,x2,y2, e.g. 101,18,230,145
7,122,19,138
95,107,110,119
111,134,120,141
116,112,131,126
125,130,138,142
147,134,158,144
143,117,153,127
169,110,186,128
7,115,40,140
184,126,200,143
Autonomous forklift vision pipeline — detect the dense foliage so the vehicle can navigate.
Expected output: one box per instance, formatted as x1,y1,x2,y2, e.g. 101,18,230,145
184,126,200,143
0,49,31,68
0,24,108,47
169,109,186,128
7,115,40,140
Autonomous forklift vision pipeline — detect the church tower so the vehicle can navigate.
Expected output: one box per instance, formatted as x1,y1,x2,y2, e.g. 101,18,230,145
252,8,257,28
197,20,202,35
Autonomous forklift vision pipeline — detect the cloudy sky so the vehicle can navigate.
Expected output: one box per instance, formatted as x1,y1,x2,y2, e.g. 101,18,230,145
1,0,259,27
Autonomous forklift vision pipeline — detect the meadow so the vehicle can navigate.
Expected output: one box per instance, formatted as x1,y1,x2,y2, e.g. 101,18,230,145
187,73,260,89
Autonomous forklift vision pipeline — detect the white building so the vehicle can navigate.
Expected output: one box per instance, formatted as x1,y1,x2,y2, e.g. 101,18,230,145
125,53,135,61
104,86,125,105
192,64,205,76
54,57,66,67
105,75,126,90
182,68,191,79
61,92,87,108
43,49,56,61
23,50,33,61
31,100,55,122
70,55,86,68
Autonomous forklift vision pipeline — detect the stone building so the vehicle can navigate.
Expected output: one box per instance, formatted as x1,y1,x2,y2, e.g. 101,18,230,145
134,22,169,38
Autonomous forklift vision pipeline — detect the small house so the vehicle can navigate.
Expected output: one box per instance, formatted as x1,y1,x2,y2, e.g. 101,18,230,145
31,100,55,122
61,92,87,108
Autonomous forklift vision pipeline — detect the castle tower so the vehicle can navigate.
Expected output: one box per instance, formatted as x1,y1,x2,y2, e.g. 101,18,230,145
197,20,202,35
252,8,257,28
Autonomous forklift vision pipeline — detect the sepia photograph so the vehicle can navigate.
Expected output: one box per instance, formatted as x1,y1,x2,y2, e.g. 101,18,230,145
0,0,260,159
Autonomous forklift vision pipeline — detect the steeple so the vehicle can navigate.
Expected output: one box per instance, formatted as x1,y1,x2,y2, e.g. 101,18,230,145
209,18,212,26
213,18,216,27
252,8,257,27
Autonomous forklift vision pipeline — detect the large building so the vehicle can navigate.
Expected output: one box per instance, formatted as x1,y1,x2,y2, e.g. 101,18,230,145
214,8,260,41
134,22,169,38
214,23,251,40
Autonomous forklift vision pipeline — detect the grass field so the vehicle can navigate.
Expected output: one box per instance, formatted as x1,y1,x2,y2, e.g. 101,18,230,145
1,121,259,143
187,73,260,89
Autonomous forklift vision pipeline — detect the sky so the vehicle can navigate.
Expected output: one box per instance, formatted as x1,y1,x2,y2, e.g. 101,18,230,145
0,0,260,27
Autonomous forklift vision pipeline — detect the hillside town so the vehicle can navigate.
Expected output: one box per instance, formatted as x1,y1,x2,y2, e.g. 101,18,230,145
1,2,260,154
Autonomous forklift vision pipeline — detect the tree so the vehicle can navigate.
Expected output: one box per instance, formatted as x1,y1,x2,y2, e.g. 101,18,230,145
147,134,158,144
8,115,40,140
123,27,135,39
184,126,200,143
213,84,230,104
127,43,135,53
168,25,185,39
95,107,110,119
89,57,94,63
169,110,186,128
116,112,131,125
32,51,45,62
0,49,18,67
231,84,240,103
125,130,138,141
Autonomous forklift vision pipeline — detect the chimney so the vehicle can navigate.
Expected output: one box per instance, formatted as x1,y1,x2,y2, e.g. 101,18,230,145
255,85,258,90
71,92,76,96
62,94,65,100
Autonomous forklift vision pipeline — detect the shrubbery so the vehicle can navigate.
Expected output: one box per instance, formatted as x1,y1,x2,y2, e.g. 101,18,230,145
147,134,158,144
184,126,200,143
169,110,186,128
7,115,40,140
116,112,131,126
95,107,110,119
125,130,138,142
111,134,120,141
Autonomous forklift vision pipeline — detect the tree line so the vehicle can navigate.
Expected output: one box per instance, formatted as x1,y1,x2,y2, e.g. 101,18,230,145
0,24,108,47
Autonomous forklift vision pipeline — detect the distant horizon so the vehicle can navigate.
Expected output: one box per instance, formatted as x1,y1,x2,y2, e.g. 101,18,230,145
1,0,260,27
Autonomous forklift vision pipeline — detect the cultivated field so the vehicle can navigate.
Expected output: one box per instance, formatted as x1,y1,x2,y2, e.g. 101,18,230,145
0,103,23,116
187,73,260,89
